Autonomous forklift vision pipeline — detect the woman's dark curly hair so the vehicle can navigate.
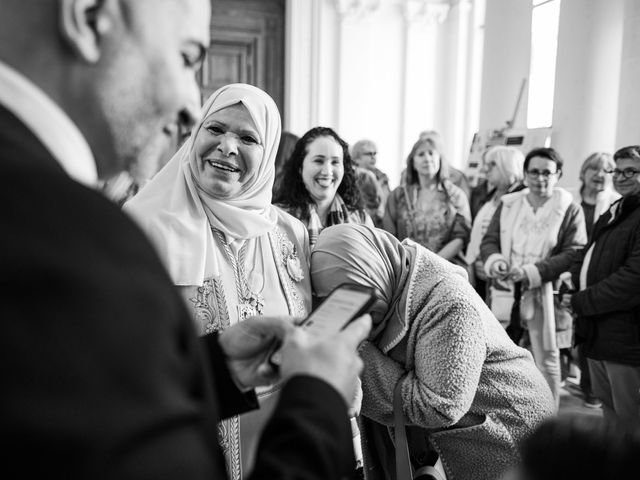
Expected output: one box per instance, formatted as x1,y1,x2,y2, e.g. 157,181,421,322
273,126,363,221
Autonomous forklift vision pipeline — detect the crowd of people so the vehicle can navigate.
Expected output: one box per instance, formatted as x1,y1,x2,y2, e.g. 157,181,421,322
2,1,640,480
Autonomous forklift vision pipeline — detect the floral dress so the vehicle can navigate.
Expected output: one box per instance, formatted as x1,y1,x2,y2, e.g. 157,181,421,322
383,180,471,254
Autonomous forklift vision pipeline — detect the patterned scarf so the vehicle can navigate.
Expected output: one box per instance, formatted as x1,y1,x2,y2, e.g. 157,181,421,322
307,194,352,248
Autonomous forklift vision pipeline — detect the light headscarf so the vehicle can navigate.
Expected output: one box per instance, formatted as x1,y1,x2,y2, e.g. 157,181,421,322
125,83,281,285
310,224,411,342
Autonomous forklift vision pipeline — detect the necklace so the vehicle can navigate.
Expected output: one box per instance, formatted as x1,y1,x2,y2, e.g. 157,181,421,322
213,228,265,321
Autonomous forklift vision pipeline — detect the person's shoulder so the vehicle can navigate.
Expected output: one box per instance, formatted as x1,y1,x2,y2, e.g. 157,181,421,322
274,201,305,220
564,185,582,203
371,166,389,182
442,179,466,200
447,166,465,182
356,166,377,179
349,208,373,226
2,163,184,323
619,193,640,220
500,188,527,206
4,160,169,273
274,204,309,237
390,183,408,195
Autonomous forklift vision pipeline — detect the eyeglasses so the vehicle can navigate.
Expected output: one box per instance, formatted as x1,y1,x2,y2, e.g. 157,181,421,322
585,167,610,174
362,151,377,157
526,169,558,179
607,168,640,179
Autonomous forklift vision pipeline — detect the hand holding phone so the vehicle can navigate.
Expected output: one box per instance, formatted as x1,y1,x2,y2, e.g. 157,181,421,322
269,284,375,366
273,311,372,404
299,283,376,339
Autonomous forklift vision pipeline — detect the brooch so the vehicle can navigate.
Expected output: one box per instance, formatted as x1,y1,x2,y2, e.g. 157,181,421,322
279,234,304,282
286,253,304,282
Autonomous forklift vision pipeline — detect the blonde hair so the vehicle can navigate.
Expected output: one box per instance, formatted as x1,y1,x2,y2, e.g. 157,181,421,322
484,146,524,187
579,152,615,182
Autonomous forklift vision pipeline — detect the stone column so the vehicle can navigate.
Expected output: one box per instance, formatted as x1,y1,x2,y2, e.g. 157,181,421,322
552,0,624,186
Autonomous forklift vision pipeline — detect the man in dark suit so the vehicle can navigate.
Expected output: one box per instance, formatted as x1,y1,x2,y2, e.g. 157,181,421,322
0,1,370,478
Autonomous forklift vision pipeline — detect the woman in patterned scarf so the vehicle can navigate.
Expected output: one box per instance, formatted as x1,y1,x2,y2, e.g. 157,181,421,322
273,126,373,249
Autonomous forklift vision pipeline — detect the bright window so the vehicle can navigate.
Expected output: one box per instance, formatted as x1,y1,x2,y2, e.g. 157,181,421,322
527,0,561,128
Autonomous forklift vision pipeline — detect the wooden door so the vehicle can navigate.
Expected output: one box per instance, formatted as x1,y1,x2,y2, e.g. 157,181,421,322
198,0,286,120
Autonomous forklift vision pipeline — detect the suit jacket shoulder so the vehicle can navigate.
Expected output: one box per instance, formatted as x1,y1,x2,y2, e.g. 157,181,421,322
0,105,222,478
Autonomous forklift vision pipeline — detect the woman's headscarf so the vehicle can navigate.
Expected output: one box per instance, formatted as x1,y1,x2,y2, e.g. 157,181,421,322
310,224,411,342
125,83,281,285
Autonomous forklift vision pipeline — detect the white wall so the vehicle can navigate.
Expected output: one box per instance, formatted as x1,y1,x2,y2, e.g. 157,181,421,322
552,0,624,188
616,0,640,148
338,1,406,188
478,0,531,131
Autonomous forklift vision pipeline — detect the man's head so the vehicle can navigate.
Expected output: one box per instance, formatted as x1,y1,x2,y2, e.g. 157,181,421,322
351,139,377,168
0,0,211,181
612,145,640,198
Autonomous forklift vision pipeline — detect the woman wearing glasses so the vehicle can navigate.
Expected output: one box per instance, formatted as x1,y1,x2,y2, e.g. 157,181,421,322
480,147,587,408
567,152,620,408
573,153,620,239
562,145,640,423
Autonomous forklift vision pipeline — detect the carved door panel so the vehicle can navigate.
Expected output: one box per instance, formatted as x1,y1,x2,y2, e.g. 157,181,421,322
198,0,285,120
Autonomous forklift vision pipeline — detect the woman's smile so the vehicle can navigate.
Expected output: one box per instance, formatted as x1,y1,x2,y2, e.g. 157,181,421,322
204,158,242,175
314,176,335,188
191,102,262,198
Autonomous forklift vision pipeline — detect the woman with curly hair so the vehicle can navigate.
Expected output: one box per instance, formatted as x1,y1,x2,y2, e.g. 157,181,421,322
274,126,373,248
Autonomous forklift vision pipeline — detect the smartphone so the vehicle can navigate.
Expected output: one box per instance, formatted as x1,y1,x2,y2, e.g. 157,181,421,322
299,283,376,339
267,284,375,367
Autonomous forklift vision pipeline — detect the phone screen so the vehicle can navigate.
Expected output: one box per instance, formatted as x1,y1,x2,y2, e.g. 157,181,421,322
301,286,374,339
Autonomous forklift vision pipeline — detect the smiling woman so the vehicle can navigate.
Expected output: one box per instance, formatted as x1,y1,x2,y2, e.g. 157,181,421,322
480,147,587,408
383,136,471,264
124,83,312,480
193,103,264,199
273,126,373,248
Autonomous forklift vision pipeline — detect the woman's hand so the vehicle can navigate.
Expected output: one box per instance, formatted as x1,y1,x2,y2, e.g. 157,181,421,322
561,293,573,309
508,266,525,282
509,266,529,288
273,315,371,405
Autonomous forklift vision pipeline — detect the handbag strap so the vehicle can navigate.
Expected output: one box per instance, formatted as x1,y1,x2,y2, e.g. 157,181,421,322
394,377,413,480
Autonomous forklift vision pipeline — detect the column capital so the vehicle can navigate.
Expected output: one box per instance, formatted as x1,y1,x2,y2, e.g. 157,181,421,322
334,0,381,20
404,0,450,26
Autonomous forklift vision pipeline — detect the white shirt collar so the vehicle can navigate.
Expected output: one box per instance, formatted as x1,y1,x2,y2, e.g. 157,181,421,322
0,60,97,186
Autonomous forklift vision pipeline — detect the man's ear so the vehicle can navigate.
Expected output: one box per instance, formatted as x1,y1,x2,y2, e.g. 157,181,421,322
59,0,112,63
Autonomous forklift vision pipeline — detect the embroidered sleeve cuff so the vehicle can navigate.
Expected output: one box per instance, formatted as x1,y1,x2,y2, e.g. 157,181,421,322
523,264,542,288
